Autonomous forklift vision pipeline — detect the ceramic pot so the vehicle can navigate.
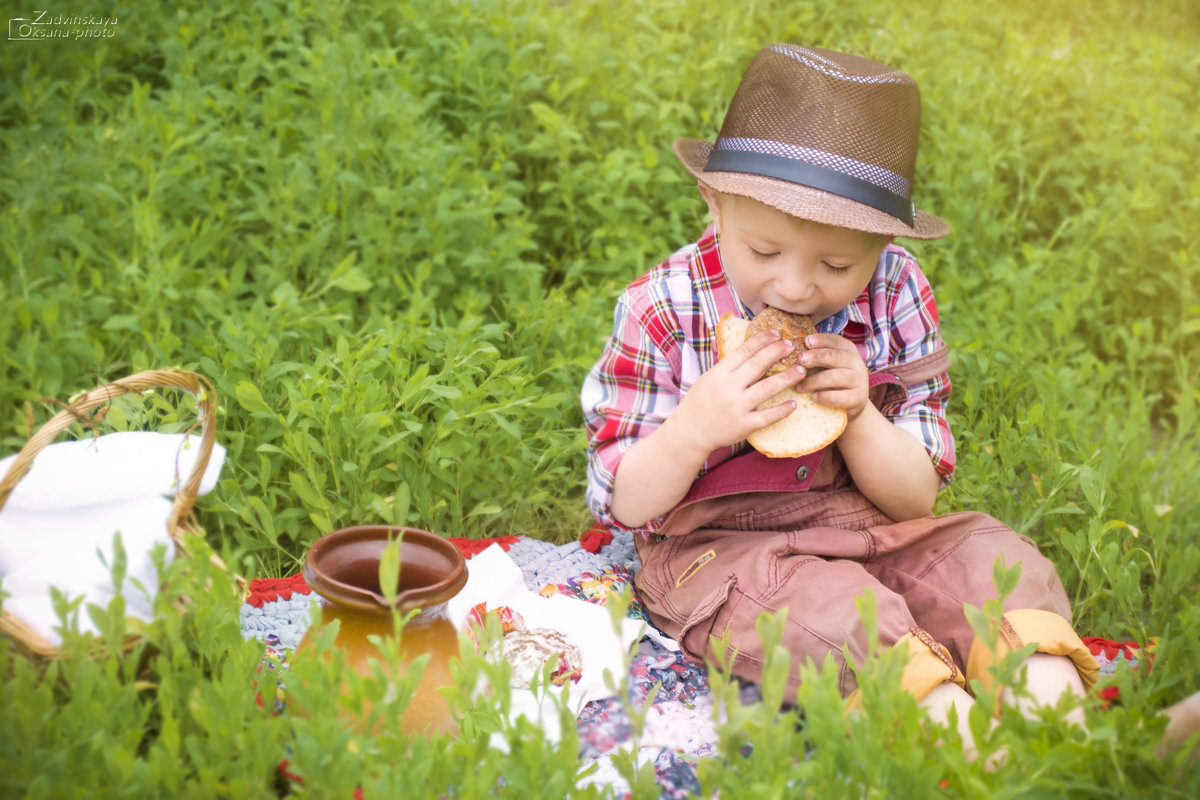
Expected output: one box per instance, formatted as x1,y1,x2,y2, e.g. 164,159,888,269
296,525,467,735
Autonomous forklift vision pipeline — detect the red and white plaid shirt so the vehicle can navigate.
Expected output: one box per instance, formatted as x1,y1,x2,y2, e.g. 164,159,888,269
583,224,955,535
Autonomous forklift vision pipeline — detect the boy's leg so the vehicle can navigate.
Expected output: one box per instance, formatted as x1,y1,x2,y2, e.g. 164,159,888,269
1159,691,1200,758
920,681,984,760
708,557,963,699
861,511,1099,698
635,527,962,700
1010,652,1087,725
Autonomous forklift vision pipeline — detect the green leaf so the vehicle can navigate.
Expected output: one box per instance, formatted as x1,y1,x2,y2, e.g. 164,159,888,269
234,382,273,415
467,502,502,518
102,314,141,331
378,534,401,606
289,471,322,508
392,482,411,526
309,512,332,533
331,266,372,293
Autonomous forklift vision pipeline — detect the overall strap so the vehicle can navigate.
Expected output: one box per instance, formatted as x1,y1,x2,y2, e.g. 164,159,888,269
868,343,950,410
889,343,950,384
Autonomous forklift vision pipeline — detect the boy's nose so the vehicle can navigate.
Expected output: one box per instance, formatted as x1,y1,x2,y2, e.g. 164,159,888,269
775,268,815,304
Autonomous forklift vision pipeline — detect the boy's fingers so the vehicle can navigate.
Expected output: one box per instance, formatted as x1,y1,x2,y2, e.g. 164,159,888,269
799,368,855,397
799,331,852,358
798,345,841,370
736,331,794,376
807,388,854,408
751,366,804,403
800,346,867,380
802,333,852,352
732,328,780,358
753,397,797,426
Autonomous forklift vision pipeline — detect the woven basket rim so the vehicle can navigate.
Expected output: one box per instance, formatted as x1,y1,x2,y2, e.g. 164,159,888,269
0,368,219,663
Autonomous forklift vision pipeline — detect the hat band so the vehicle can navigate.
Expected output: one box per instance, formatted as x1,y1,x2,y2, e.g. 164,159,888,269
704,148,916,226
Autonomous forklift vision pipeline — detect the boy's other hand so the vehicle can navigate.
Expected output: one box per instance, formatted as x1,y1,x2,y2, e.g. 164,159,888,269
797,333,870,421
673,329,805,455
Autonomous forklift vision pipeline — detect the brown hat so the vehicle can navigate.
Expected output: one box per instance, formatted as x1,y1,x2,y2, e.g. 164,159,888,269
675,44,950,239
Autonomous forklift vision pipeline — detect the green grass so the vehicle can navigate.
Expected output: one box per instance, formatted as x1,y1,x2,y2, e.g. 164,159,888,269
2,0,1199,795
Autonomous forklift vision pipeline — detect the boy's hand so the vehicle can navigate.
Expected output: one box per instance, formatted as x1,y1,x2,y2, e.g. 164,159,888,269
797,333,870,421
673,329,805,455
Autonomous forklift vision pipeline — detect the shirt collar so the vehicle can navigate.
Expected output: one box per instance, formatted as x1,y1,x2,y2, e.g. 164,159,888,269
816,306,849,335
843,286,871,334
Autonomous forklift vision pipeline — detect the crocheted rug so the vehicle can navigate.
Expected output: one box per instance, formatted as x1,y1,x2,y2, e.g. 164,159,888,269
242,528,1142,798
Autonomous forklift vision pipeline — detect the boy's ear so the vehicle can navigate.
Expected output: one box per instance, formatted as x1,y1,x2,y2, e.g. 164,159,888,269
697,182,723,227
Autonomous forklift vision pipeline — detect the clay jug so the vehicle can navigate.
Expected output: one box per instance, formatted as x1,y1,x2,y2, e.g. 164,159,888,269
296,525,467,735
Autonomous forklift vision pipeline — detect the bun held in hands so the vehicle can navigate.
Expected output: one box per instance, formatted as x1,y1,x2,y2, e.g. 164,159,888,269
715,308,847,458
745,305,818,376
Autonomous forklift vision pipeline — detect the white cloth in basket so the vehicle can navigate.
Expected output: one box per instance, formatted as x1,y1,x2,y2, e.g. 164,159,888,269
0,431,226,645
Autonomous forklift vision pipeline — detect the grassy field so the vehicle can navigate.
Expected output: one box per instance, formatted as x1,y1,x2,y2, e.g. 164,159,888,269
2,0,1199,795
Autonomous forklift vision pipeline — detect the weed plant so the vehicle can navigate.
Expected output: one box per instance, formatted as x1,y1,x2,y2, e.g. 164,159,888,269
1,0,1198,795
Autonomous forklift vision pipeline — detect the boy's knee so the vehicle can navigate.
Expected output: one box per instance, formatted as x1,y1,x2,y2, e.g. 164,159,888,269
966,609,1100,704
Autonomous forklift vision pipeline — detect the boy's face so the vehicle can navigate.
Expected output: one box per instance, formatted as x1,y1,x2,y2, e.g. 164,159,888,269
699,186,891,324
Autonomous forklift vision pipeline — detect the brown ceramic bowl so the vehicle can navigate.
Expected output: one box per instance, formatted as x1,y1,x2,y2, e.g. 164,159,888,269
302,526,467,614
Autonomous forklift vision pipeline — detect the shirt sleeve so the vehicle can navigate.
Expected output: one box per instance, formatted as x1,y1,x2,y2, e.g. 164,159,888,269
878,256,956,482
581,287,682,535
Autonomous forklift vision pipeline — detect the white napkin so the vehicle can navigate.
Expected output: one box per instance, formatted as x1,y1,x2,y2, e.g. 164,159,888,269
0,431,226,645
446,544,647,740
0,431,224,510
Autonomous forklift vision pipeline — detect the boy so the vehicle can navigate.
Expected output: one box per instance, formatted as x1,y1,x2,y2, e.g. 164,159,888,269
581,44,1098,737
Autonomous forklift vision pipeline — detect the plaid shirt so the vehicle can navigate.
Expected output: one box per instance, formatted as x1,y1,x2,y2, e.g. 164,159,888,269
582,224,954,535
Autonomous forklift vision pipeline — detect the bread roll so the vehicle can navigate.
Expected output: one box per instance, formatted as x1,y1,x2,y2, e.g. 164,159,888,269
745,305,818,376
715,311,847,458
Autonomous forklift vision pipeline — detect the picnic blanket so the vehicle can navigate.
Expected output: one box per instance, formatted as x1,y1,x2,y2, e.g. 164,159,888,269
241,529,1142,798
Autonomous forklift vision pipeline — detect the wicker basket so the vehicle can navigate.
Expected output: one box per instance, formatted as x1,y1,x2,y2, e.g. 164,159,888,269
0,368,225,663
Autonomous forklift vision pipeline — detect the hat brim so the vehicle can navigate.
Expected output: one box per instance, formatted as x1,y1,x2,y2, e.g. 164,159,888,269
674,138,950,240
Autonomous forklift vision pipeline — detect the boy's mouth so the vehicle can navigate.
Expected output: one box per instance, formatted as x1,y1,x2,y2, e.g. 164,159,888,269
757,301,821,321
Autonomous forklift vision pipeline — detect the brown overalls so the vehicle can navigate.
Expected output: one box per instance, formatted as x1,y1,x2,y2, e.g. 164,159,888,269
633,348,1098,703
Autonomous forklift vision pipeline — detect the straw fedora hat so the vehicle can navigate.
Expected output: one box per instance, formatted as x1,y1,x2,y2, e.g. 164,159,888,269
675,44,950,239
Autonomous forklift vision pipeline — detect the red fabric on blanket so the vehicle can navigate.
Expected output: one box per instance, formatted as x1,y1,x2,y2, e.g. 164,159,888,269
579,525,613,554
1083,637,1145,705
445,536,521,558
245,574,311,607
278,760,364,799
1082,636,1141,663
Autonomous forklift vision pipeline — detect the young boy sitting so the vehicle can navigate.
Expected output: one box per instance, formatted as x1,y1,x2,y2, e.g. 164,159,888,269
581,43,1099,747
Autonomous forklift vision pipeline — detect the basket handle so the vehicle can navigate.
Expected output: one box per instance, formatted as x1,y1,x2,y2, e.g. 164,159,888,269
0,368,219,543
